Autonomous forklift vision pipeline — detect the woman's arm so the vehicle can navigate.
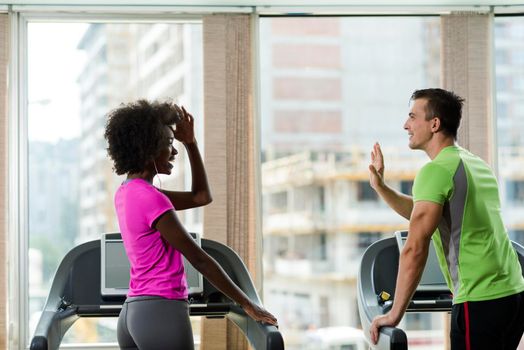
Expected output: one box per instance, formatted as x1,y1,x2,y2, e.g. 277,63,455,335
155,209,278,325
160,106,212,210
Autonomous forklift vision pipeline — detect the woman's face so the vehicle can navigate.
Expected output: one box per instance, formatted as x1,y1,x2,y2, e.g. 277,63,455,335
153,126,178,175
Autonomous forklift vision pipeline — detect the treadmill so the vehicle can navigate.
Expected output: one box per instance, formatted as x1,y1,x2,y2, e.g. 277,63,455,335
30,234,284,350
357,230,524,350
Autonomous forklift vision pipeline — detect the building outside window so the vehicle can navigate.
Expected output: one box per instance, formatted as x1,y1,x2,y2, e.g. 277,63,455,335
260,16,440,349
27,21,203,345
496,17,524,248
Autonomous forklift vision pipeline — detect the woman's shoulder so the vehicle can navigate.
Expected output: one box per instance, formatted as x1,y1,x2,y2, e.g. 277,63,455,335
121,179,163,200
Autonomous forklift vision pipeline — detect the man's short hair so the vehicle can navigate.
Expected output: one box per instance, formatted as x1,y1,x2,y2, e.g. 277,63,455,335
410,88,465,140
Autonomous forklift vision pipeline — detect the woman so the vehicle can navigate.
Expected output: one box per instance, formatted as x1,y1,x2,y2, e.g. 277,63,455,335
104,100,277,349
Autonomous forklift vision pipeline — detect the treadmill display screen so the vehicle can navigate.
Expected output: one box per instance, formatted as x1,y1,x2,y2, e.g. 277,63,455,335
101,233,204,297
395,231,450,292
105,240,131,289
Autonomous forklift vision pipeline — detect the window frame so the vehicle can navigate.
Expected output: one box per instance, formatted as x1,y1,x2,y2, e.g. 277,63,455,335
7,9,218,349
7,4,524,349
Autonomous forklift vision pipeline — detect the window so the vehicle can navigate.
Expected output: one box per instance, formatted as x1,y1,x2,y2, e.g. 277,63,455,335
356,181,378,202
260,16,439,349
318,295,330,328
26,21,203,346
495,18,524,349
319,233,327,260
506,180,524,204
269,191,288,213
496,17,524,155
496,18,524,248
318,186,326,212
400,180,414,195
357,232,382,250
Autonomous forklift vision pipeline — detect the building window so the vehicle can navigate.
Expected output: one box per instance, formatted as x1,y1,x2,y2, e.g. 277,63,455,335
269,191,288,212
319,295,330,327
316,186,326,212
400,180,413,196
357,232,382,250
506,180,524,204
356,181,378,202
320,233,328,260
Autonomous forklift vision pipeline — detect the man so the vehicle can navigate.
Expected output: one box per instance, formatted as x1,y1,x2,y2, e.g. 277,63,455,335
368,88,524,349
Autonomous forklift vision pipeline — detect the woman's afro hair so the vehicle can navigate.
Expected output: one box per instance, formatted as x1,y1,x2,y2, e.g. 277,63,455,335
104,99,181,175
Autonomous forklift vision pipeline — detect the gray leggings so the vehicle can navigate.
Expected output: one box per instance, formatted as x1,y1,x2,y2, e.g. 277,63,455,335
117,296,194,350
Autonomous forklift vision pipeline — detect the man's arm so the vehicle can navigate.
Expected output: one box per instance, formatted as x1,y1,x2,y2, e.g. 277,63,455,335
369,142,413,220
369,200,442,344
372,181,414,220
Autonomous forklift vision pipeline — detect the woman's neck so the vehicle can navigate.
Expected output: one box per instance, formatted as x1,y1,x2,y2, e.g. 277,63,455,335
127,171,154,184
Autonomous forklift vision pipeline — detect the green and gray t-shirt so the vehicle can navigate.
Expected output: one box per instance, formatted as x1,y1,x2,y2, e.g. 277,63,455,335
413,145,524,304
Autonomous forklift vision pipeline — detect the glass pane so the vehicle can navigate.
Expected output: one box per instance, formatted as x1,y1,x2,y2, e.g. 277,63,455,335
496,16,524,249
27,21,203,345
492,15,524,349
259,17,442,349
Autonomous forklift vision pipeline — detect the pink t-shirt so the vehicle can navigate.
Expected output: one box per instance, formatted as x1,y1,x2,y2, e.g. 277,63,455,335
114,178,188,300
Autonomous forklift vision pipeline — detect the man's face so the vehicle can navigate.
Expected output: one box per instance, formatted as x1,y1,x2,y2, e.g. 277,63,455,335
403,98,436,150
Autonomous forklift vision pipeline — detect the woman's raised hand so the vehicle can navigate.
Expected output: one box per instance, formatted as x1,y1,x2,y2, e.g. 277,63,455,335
174,105,196,144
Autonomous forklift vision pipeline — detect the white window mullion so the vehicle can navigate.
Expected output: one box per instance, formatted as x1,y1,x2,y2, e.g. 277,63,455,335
8,10,30,350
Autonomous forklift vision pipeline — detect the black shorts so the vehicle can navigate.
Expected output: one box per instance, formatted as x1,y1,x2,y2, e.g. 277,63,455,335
451,291,524,350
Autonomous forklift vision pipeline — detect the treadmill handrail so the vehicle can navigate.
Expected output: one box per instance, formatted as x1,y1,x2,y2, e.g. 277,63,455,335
358,237,524,350
357,237,407,350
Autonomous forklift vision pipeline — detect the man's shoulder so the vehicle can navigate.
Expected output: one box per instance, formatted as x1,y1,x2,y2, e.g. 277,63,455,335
417,160,454,179
423,146,463,176
413,160,455,202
